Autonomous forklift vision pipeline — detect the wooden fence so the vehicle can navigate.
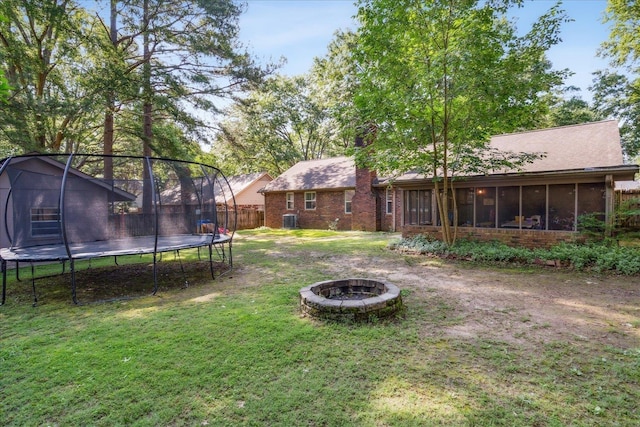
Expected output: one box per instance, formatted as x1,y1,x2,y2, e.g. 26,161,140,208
229,209,264,230
615,191,640,229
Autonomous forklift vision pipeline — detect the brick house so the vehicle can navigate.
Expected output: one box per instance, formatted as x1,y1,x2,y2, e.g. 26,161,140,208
262,121,639,247
261,156,395,231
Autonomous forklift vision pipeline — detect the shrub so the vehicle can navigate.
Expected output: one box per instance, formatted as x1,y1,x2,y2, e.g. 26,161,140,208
392,236,640,275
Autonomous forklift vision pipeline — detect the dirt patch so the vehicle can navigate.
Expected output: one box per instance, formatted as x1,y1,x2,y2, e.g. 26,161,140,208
332,253,640,349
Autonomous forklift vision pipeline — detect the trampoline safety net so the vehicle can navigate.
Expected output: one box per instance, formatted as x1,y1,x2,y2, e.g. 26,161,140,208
0,154,237,305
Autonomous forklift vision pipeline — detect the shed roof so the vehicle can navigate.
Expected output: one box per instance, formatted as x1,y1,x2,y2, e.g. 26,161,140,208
261,157,355,192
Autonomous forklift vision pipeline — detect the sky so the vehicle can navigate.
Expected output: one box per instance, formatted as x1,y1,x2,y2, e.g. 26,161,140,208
239,0,614,99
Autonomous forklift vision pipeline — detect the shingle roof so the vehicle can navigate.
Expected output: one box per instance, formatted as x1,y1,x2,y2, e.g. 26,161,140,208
395,120,630,182
225,172,271,196
261,157,355,192
263,121,634,192
490,120,624,173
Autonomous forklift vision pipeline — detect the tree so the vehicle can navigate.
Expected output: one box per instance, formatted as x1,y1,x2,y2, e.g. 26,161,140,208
311,29,363,151
215,75,343,176
546,86,602,127
590,70,640,159
353,0,568,245
0,0,105,153
0,11,8,103
109,0,268,156
592,0,640,159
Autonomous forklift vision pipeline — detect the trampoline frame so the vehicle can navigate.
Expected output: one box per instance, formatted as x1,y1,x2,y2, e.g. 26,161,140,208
0,153,237,305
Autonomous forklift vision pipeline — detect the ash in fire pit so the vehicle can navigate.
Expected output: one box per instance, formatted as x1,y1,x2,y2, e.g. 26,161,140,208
299,278,403,322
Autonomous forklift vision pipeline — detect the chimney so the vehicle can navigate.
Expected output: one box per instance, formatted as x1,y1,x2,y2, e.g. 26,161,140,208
351,129,379,231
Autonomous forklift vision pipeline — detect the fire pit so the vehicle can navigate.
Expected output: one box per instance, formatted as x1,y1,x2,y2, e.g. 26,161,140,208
299,278,403,322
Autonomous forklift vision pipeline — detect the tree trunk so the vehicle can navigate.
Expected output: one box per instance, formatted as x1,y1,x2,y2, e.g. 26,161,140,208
103,0,117,182
142,0,153,216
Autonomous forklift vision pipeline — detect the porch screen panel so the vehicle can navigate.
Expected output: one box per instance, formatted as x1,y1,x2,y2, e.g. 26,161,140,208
498,186,520,228
474,187,495,227
456,188,474,227
549,184,576,230
522,185,546,229
577,183,605,221
404,190,432,225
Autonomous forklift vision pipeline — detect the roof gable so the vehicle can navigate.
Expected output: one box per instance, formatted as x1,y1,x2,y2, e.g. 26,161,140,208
226,172,272,196
262,157,355,192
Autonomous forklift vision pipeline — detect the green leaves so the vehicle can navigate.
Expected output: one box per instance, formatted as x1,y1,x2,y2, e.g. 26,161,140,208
215,74,341,175
353,0,567,244
0,0,269,158
593,2,640,159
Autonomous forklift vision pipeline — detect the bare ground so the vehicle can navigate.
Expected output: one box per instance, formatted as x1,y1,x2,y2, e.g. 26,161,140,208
232,232,640,351
186,234,637,351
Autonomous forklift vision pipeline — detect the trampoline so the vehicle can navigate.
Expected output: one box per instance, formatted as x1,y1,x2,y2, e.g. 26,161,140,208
0,154,236,305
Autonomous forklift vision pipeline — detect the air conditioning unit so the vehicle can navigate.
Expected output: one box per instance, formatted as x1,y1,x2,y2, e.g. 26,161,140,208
282,214,297,229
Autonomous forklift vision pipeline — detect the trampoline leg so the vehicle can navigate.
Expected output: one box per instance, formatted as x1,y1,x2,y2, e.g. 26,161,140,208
152,253,158,295
31,264,38,307
16,261,21,282
228,241,233,269
208,245,215,280
1,259,6,305
70,259,78,305
176,250,188,287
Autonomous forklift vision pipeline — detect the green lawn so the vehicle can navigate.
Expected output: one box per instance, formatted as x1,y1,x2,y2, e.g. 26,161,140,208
1,229,638,426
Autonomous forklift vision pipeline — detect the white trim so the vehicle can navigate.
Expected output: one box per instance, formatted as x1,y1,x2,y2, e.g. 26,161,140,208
344,190,355,214
286,192,294,210
304,191,316,210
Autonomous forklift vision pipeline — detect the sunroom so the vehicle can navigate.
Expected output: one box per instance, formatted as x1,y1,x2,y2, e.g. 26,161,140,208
390,121,639,247
400,169,633,232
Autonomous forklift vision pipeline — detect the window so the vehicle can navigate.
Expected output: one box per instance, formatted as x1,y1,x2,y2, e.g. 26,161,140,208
286,192,294,210
305,192,316,210
344,190,355,214
475,187,496,227
578,183,605,222
456,188,474,226
404,190,432,225
31,207,61,237
549,184,576,230
498,186,520,229
522,185,546,229
386,188,393,214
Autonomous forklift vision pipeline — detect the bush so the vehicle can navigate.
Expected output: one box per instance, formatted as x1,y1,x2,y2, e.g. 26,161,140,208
392,236,640,275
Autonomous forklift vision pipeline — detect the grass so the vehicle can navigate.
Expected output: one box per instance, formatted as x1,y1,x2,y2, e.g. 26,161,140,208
1,229,639,426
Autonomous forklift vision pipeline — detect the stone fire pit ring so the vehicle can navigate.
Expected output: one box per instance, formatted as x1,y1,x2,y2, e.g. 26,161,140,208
299,278,403,322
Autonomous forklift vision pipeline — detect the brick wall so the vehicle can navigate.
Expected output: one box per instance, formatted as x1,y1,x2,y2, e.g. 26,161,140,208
352,167,378,231
402,225,580,249
264,191,353,230
378,187,403,232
